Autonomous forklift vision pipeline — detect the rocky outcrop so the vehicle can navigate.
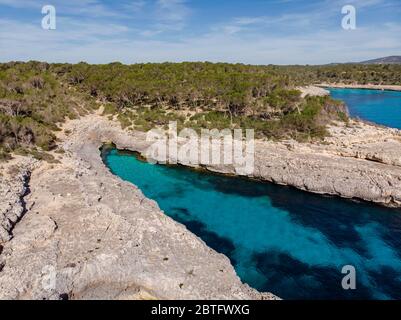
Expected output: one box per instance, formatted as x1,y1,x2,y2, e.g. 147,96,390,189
1,112,401,300
83,115,401,208
318,83,401,92
0,117,277,300
297,86,330,98
249,121,401,207
0,158,36,244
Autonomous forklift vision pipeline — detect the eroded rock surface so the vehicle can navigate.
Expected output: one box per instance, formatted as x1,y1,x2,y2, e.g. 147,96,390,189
297,86,330,98
0,116,276,300
0,157,36,243
1,112,401,300
82,115,401,207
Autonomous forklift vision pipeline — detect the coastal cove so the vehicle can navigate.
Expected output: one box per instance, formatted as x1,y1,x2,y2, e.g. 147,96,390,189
328,88,401,130
102,146,401,300
2,81,401,300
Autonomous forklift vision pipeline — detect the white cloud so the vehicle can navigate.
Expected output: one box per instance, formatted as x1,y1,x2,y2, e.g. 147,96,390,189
1,14,400,65
0,0,125,18
132,0,192,36
123,0,146,13
0,0,400,64
156,0,191,22
0,0,39,8
0,17,131,48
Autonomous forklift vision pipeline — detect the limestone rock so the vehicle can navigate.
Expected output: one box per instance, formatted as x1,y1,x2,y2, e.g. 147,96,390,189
0,119,277,300
2,112,401,300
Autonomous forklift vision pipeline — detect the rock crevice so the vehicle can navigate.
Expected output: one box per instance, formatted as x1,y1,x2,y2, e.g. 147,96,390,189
0,117,277,300
1,113,401,300
0,159,35,244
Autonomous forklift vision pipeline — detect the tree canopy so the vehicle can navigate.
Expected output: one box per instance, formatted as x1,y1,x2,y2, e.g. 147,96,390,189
2,61,396,160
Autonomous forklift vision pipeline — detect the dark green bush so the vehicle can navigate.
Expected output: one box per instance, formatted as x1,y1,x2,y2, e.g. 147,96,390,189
2,61,393,156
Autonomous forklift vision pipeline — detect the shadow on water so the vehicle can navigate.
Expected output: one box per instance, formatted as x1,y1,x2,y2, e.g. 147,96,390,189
102,146,401,300
173,214,238,266
253,250,374,300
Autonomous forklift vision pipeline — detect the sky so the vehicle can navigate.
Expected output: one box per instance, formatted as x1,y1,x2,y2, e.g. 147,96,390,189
0,0,400,65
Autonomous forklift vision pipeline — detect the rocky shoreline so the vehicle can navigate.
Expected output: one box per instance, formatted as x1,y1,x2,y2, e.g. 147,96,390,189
297,86,330,97
1,111,401,300
318,83,401,92
0,114,278,300
102,115,401,208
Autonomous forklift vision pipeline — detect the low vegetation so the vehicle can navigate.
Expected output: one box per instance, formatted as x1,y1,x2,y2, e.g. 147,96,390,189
2,61,396,160
0,61,97,160
55,62,348,140
275,64,401,85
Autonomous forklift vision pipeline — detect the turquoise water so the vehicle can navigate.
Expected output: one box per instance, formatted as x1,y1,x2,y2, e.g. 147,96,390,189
329,88,401,129
102,147,401,300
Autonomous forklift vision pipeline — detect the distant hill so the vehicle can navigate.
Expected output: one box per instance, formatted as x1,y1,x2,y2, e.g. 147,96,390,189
359,56,401,65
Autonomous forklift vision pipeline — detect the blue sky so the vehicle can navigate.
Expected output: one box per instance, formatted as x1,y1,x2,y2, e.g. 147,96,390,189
0,0,400,64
